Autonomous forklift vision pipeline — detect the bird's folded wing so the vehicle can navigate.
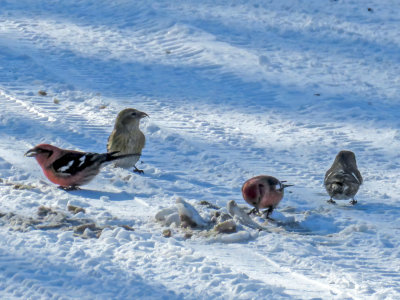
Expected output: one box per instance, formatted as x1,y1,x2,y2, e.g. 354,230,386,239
52,152,99,175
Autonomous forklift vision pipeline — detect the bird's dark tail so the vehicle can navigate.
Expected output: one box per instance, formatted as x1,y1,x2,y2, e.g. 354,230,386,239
329,182,344,195
106,151,141,162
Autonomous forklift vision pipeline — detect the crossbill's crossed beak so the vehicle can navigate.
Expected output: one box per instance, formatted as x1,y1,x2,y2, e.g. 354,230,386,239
24,148,38,157
280,181,294,190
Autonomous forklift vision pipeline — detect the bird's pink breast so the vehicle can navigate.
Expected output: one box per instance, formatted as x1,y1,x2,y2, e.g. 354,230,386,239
242,181,258,200
258,191,283,208
42,168,69,185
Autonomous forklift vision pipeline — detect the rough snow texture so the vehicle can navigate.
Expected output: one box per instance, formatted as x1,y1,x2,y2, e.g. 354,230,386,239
0,0,400,299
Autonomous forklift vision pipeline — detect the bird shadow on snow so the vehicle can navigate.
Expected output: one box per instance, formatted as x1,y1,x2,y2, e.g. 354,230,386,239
149,171,217,189
337,201,400,215
66,188,134,201
275,215,340,236
276,200,400,236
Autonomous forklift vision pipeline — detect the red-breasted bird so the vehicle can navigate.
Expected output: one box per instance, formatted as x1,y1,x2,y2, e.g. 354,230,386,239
324,150,363,205
242,175,292,218
25,144,140,190
107,108,148,173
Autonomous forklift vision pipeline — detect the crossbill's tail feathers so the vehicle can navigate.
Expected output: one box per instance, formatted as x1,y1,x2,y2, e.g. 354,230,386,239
106,151,141,162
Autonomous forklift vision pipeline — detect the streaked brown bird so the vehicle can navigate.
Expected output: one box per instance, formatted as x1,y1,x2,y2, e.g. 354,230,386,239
107,108,148,173
324,150,363,205
242,175,292,218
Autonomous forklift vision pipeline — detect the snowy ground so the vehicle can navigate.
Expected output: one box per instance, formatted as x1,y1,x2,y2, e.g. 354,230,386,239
0,0,400,299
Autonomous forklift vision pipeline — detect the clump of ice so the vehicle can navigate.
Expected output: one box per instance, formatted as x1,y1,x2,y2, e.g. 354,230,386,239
155,198,270,243
227,200,268,231
176,197,208,228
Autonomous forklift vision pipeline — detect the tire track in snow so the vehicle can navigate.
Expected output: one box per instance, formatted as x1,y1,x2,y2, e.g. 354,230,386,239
0,87,108,147
0,13,275,103
193,242,349,299
0,24,115,149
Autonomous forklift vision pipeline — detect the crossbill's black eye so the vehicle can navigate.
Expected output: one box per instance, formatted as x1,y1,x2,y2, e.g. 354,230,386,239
131,112,137,116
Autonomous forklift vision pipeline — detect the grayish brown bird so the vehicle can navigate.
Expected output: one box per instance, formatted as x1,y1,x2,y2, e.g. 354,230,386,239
107,108,148,173
242,175,292,218
324,150,363,205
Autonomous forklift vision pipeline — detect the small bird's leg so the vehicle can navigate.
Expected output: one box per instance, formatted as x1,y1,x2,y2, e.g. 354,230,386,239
327,198,336,204
349,199,357,205
263,206,275,220
133,166,144,174
247,207,260,215
58,186,80,191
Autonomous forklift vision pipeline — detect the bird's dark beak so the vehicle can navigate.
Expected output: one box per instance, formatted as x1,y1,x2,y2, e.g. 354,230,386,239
140,112,149,119
25,148,38,157
279,181,294,190
282,184,294,189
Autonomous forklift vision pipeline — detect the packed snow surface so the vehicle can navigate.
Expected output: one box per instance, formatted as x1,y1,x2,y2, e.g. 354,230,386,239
0,0,400,299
